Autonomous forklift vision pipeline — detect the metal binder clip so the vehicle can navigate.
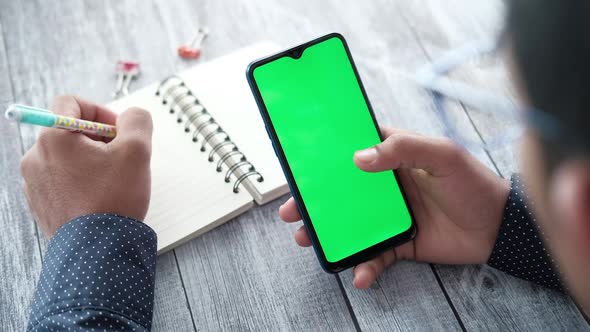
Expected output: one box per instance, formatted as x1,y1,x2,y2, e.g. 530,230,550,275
177,27,209,59
113,60,140,98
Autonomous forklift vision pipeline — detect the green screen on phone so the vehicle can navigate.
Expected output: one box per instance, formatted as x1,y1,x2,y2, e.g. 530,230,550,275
252,36,412,263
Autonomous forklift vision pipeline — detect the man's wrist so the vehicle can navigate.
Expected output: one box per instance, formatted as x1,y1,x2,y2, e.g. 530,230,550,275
482,177,512,263
53,212,150,235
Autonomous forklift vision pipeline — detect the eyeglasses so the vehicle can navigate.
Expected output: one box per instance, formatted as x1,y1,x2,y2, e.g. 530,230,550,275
415,38,564,151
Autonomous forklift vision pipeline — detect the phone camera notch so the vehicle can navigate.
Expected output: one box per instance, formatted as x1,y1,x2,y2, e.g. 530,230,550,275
291,48,303,59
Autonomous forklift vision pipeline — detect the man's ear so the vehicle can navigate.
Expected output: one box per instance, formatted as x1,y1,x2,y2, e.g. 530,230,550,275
551,160,590,248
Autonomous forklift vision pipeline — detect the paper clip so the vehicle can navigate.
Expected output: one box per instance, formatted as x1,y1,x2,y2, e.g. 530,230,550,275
113,60,140,98
178,27,209,59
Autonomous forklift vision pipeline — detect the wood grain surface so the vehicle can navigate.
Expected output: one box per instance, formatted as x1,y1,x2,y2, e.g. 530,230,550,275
0,20,43,331
0,0,588,331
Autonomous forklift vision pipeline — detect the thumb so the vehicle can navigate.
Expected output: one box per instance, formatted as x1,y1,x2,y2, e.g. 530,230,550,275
111,107,153,159
353,134,462,176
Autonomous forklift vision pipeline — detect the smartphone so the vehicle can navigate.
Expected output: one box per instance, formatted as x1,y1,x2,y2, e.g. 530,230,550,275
246,33,416,272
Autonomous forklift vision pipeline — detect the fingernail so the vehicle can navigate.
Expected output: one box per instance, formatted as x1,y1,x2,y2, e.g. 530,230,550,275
355,147,377,163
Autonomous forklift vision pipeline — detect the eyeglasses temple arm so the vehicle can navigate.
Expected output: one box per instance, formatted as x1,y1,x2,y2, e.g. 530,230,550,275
415,39,515,115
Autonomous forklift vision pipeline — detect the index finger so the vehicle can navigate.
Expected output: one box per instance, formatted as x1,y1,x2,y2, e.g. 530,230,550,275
352,250,397,289
279,197,302,222
50,96,118,142
51,95,117,125
379,125,420,138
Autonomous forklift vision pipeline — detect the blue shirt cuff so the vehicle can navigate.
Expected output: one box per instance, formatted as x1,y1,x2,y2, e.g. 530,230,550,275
27,213,157,331
487,175,565,292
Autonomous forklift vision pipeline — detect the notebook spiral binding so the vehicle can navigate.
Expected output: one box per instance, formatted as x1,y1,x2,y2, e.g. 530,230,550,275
155,75,264,193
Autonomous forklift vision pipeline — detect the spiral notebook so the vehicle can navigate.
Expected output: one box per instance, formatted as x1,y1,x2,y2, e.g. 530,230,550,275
108,42,288,254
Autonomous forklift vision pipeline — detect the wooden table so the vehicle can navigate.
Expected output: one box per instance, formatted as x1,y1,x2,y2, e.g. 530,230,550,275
1,0,588,330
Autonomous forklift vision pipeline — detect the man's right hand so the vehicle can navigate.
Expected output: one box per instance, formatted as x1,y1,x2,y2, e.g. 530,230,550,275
20,96,153,238
279,127,510,289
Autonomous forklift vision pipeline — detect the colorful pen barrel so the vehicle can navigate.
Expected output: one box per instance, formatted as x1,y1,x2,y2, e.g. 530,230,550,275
53,115,117,138
4,104,117,138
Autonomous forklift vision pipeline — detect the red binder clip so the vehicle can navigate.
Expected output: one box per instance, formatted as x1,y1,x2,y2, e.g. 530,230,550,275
178,27,209,59
116,60,140,73
113,60,140,98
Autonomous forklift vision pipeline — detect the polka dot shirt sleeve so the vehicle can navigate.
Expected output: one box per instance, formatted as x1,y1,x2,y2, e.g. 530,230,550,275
26,213,158,331
487,175,565,292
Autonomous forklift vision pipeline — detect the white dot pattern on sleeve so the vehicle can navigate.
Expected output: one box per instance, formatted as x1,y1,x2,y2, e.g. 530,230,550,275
487,175,566,292
26,213,158,331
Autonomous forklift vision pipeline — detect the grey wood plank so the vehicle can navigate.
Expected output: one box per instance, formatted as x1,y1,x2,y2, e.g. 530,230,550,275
340,263,461,331
0,20,44,331
0,1,195,330
395,0,589,330
176,198,357,331
152,253,196,331
155,0,463,330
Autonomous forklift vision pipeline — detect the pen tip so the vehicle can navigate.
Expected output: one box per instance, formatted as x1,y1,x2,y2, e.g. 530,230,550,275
4,105,18,121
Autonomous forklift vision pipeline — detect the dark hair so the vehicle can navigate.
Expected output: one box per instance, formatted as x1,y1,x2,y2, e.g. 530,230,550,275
508,0,590,166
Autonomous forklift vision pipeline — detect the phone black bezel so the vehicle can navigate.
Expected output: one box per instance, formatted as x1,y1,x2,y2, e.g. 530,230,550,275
246,32,417,273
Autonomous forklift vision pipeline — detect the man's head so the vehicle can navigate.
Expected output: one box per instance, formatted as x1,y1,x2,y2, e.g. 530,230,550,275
508,0,590,310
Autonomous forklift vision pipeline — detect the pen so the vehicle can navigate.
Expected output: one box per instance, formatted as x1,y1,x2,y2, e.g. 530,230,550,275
4,104,117,138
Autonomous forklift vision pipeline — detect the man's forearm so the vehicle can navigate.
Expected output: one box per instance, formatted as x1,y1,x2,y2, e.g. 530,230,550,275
27,214,157,331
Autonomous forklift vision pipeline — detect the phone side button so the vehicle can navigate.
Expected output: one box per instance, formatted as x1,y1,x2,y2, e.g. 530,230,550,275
264,125,278,157
270,141,279,158
264,125,271,140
